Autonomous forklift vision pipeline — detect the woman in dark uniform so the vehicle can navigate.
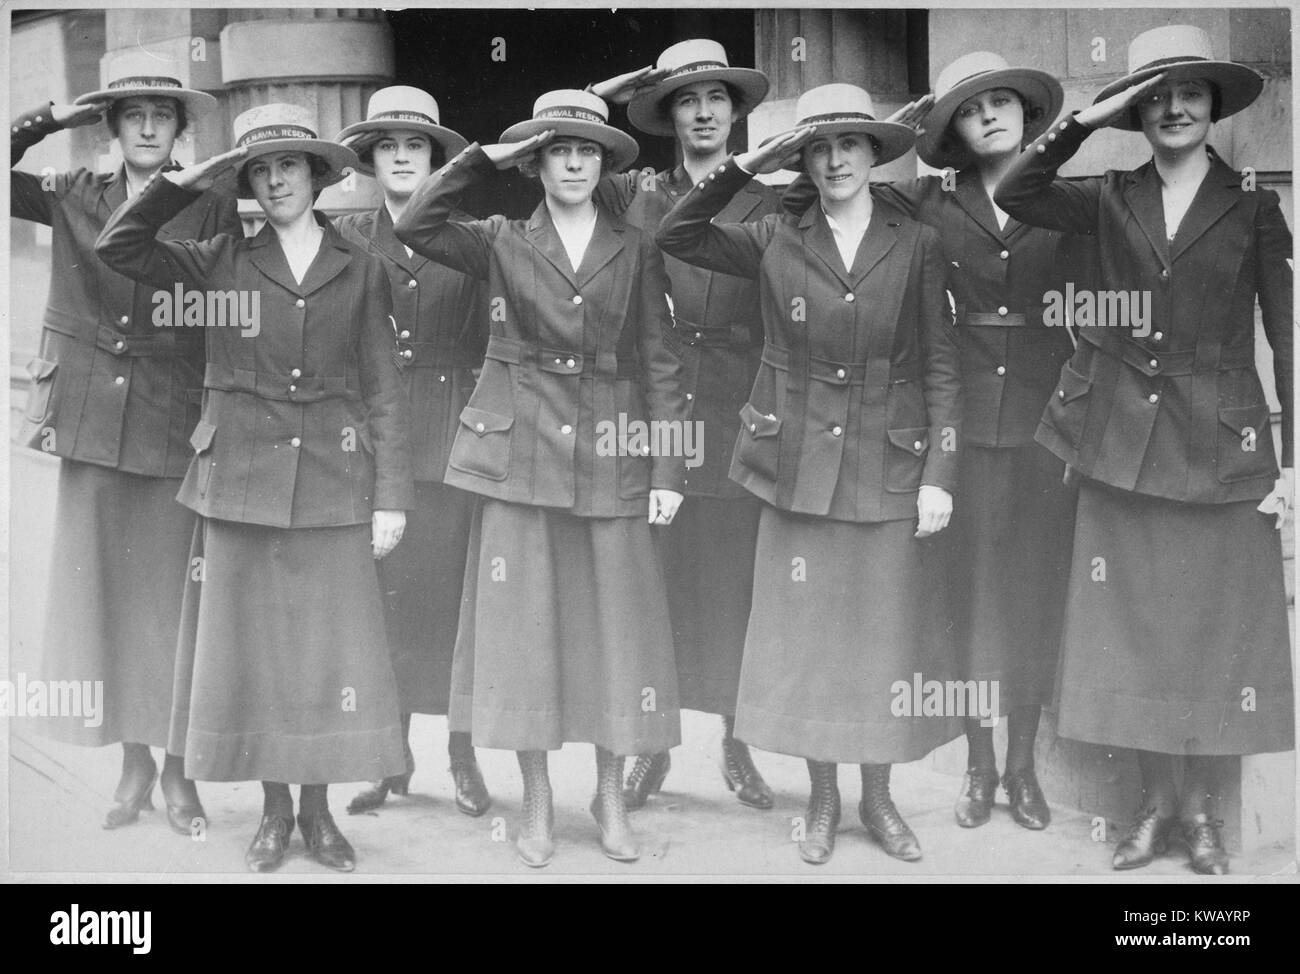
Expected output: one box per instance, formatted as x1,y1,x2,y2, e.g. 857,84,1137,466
996,24,1294,874
395,89,690,867
12,53,240,835
334,86,492,818
587,40,780,811
97,102,412,873
658,83,962,865
864,53,1076,831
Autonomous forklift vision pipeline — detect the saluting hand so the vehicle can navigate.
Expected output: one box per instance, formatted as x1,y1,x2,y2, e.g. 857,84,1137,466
372,509,406,559
648,489,683,526
589,65,669,105
1257,467,1294,530
889,94,935,133
1075,72,1167,130
735,125,818,176
481,131,555,170
50,100,112,129
915,484,953,539
164,146,248,192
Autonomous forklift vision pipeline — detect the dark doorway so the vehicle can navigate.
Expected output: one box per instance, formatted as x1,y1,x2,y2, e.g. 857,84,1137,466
388,7,757,218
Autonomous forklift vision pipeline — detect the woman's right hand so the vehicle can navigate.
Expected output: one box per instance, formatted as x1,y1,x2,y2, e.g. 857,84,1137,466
50,100,112,128
735,125,818,175
163,147,248,192
588,65,668,105
481,131,554,170
889,94,935,133
1074,72,1167,130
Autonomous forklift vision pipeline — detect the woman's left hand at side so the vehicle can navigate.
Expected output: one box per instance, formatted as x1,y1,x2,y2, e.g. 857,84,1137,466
648,489,684,526
915,484,953,538
1257,467,1294,530
372,509,406,559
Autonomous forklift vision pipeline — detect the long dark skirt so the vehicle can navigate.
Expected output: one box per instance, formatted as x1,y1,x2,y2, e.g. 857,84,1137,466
448,499,681,755
376,481,477,715
1054,479,1294,755
168,517,406,783
654,495,761,716
735,506,963,764
946,443,1077,713
38,461,193,748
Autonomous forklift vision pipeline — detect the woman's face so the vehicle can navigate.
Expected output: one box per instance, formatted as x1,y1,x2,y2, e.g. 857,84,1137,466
537,136,602,206
1138,78,1213,153
246,151,317,225
806,131,875,204
951,87,1025,161
670,81,736,157
116,96,180,171
371,130,434,199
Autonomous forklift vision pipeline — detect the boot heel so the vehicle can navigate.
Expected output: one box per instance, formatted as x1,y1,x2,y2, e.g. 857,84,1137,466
388,772,412,796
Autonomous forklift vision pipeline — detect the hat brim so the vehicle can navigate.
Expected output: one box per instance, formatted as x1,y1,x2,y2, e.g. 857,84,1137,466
626,67,770,137
228,139,359,199
499,118,639,173
915,68,1064,170
764,120,917,170
75,86,218,119
335,119,470,176
1093,60,1264,130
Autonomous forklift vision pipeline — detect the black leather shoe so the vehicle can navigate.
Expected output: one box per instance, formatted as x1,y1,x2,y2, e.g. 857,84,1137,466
1003,768,1050,830
622,752,670,811
245,815,294,873
722,738,774,810
1112,807,1175,870
104,768,157,830
1179,815,1229,875
451,760,492,817
954,768,999,828
297,811,356,872
799,760,840,865
860,764,922,862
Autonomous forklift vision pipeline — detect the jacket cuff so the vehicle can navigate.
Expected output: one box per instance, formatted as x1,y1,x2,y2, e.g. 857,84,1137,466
374,479,416,513
444,142,496,177
132,172,204,226
651,456,687,494
11,103,62,138
1025,112,1091,164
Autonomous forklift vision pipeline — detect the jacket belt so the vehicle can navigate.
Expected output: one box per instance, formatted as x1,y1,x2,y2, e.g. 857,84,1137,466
484,334,619,378
670,315,759,350
397,339,480,370
761,343,919,385
204,363,360,402
961,307,1029,328
43,314,191,358
1083,332,1255,377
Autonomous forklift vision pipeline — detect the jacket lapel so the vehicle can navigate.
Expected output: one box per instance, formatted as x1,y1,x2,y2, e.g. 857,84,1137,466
1122,163,1171,270
953,172,1008,245
525,203,580,289
248,222,303,295
98,169,128,221
576,207,625,286
798,206,854,291
1169,153,1241,261
371,205,425,274
299,216,354,297
849,201,899,286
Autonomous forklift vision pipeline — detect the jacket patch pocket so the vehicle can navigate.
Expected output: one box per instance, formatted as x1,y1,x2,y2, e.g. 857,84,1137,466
23,357,58,425
189,420,217,496
885,427,929,493
735,402,782,481
448,406,515,482
1042,361,1092,449
1216,403,1277,484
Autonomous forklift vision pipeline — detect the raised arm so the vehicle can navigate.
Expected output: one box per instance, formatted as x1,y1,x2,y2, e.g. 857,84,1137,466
11,100,109,224
394,140,548,279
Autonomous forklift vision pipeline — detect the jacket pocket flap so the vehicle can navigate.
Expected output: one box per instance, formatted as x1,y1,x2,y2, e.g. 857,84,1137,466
887,427,929,456
459,406,514,437
739,402,781,439
1054,361,1091,404
26,357,57,381
189,419,216,453
1217,403,1271,436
